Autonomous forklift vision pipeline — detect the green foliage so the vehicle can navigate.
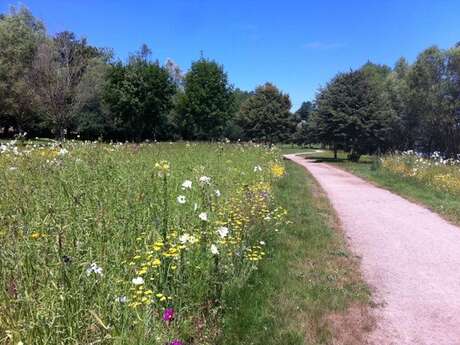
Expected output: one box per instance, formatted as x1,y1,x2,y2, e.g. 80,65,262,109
176,58,234,140
1,5,459,153
306,45,460,158
0,6,45,134
295,101,313,122
103,53,176,141
309,69,395,161
238,83,293,143
404,46,460,155
73,56,114,139
31,31,106,139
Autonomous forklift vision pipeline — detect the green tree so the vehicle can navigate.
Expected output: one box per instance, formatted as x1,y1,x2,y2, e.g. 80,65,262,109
406,46,448,154
385,57,412,150
104,48,176,141
444,45,460,155
310,70,394,161
73,51,114,139
0,6,45,135
295,101,313,122
238,83,292,144
176,58,233,140
31,31,103,139
223,88,253,140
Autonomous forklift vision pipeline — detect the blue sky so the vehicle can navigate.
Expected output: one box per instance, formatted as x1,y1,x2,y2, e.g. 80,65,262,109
2,0,460,110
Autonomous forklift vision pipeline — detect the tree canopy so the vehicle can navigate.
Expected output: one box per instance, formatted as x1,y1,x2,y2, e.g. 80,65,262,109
175,58,233,140
309,69,395,161
1,5,459,158
103,51,176,141
238,83,293,143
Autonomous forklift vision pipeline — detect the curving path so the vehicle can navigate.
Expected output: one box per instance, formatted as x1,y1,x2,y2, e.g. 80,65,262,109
284,153,460,345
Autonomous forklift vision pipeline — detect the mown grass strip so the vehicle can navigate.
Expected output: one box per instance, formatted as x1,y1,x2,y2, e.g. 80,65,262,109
220,160,371,345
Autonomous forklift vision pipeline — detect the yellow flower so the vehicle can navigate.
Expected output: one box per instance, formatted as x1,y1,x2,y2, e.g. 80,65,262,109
30,231,44,240
271,164,285,177
154,160,170,177
152,241,164,251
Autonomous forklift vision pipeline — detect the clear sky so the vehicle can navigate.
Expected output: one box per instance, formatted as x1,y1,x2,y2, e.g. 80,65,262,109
1,0,460,110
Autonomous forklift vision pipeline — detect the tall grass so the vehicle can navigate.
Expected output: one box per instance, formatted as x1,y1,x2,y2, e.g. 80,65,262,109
0,141,287,345
380,152,460,195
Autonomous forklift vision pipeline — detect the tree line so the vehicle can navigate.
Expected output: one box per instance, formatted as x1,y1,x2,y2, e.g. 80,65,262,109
2,7,459,158
0,7,299,142
303,45,460,160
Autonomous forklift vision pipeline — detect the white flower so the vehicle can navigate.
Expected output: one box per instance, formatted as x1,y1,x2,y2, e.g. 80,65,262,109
9,166,17,171
86,262,103,276
181,180,192,189
199,176,211,185
194,203,198,211
179,233,191,244
132,277,144,285
210,244,219,255
254,165,263,172
59,148,68,156
217,226,229,238
260,241,266,246
115,295,127,303
214,189,221,197
198,212,208,221
177,195,186,204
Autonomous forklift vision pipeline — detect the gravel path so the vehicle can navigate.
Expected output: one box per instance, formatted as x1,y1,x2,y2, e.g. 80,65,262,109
284,154,460,345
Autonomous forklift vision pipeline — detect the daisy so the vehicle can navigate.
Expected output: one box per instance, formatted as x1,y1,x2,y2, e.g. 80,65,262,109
210,244,219,255
199,176,211,185
132,277,144,285
115,295,128,303
59,148,69,156
181,180,192,189
199,212,208,221
86,262,103,276
217,226,229,238
179,233,191,244
177,195,186,204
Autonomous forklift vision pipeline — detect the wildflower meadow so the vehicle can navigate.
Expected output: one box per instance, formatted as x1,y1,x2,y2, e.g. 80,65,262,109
380,151,460,195
0,141,287,345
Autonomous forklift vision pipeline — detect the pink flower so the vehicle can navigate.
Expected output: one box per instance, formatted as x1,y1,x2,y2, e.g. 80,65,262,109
170,340,183,345
163,307,174,322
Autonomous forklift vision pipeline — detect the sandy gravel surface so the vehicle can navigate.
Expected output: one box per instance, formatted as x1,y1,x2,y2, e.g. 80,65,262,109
285,154,460,345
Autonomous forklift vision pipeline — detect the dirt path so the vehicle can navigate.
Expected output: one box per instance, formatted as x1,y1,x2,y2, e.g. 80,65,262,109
284,154,460,345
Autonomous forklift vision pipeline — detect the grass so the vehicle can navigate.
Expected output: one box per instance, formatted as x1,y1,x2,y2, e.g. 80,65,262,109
0,141,288,345
220,160,372,345
1,141,372,345
302,150,460,225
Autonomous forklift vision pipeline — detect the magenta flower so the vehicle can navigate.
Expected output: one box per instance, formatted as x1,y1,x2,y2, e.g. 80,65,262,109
163,307,175,322
170,340,183,345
